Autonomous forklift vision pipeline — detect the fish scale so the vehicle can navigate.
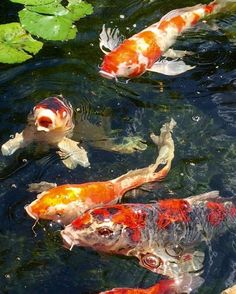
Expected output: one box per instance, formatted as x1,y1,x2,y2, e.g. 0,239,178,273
139,200,236,250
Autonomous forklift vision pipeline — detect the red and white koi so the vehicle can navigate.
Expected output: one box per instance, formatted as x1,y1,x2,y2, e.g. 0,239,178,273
25,119,176,225
99,0,235,79
1,96,89,169
61,191,236,288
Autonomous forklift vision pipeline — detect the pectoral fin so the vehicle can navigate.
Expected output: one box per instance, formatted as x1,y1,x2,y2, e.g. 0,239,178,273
57,138,90,169
163,48,194,59
1,132,26,156
28,181,57,193
99,24,123,54
110,136,147,154
147,60,195,76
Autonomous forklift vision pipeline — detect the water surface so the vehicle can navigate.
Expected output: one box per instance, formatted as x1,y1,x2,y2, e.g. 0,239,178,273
0,0,235,293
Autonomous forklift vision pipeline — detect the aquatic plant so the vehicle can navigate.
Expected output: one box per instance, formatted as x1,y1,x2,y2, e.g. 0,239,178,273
0,0,94,63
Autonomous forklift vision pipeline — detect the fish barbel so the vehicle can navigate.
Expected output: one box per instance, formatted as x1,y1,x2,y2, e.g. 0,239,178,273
61,191,236,280
1,96,89,169
99,0,235,79
25,119,176,225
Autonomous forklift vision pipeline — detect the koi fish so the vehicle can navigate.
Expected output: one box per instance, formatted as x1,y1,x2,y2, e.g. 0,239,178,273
100,275,204,294
221,284,236,294
99,274,204,294
61,191,236,282
25,119,176,225
99,0,235,79
1,96,89,169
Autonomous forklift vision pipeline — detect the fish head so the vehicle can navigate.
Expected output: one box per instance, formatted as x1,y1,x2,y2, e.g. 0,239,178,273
31,96,74,133
25,185,83,225
99,40,147,79
61,204,146,252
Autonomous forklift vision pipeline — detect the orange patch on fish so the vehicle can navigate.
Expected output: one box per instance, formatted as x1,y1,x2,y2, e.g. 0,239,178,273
171,15,186,32
205,2,218,14
28,185,80,217
136,31,161,66
207,202,226,226
159,16,186,33
191,13,201,25
157,199,191,229
72,212,92,229
112,206,146,229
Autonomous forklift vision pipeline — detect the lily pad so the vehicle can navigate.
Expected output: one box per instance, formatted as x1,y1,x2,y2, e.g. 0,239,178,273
67,0,93,21
10,0,56,5
19,9,77,41
0,22,43,63
18,0,93,41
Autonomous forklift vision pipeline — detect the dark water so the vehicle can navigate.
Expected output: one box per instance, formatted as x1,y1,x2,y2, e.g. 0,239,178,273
0,0,236,293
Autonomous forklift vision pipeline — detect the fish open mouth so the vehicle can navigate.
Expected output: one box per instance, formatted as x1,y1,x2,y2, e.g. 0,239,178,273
38,116,53,129
35,109,56,131
99,70,115,79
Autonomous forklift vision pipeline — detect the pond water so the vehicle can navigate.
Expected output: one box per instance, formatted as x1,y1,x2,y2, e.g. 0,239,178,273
0,0,236,293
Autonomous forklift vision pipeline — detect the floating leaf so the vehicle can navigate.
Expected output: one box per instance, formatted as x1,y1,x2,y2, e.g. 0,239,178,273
25,1,68,15
19,9,77,41
10,0,56,5
0,22,43,64
18,0,93,41
67,0,93,21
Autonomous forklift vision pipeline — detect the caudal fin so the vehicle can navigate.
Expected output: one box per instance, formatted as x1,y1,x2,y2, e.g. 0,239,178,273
113,119,176,194
215,0,236,11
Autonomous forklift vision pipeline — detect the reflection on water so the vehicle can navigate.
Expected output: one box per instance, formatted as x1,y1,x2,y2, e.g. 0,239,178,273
0,0,235,293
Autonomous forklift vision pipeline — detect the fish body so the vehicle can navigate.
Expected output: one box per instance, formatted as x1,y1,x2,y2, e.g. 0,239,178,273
1,96,89,169
99,275,204,294
25,119,176,225
99,279,175,294
61,191,236,279
99,0,234,79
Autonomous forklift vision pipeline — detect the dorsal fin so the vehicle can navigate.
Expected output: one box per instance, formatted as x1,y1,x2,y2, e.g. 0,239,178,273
28,181,57,193
159,4,204,23
187,190,220,204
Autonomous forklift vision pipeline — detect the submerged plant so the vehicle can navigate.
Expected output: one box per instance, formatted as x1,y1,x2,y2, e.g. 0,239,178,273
0,0,94,63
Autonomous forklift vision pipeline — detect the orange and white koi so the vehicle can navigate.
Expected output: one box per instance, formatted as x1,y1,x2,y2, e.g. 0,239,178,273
1,96,89,169
99,0,235,79
25,119,176,225
61,191,236,292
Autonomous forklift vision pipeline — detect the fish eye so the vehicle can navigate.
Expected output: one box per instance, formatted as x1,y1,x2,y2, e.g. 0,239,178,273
141,254,162,269
165,244,183,258
97,227,113,237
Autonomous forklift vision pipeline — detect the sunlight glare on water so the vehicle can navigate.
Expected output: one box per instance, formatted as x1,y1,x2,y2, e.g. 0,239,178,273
0,0,235,293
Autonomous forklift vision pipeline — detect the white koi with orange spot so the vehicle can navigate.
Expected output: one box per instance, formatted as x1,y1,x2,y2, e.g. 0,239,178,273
1,96,90,169
99,0,235,79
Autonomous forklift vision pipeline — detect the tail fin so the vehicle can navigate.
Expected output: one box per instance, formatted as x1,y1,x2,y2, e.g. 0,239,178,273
215,0,236,10
113,119,176,195
216,0,236,3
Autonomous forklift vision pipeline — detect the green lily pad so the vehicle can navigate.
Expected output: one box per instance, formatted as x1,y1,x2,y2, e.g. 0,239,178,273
67,0,93,21
25,1,68,15
18,0,93,41
19,9,77,40
10,0,56,5
0,22,43,63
